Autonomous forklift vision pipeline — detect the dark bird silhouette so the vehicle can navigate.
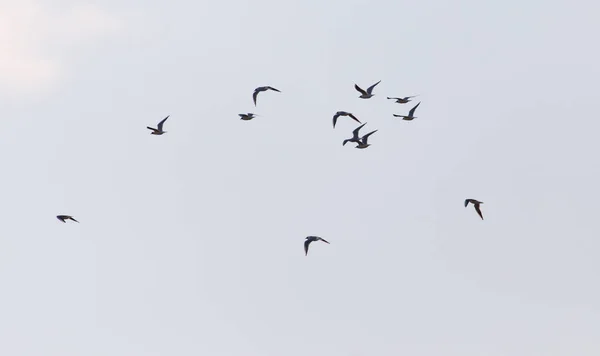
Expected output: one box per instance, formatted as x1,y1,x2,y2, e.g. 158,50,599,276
387,95,418,104
239,113,258,121
355,130,378,149
464,199,484,220
57,215,79,223
393,102,421,121
354,80,381,99
333,111,361,128
253,86,281,106
304,236,330,256
147,115,170,135
343,122,368,146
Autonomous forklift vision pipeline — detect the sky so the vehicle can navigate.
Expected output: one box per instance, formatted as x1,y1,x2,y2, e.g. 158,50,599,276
1,0,599,355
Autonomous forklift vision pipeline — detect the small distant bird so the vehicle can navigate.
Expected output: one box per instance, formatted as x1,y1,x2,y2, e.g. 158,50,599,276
343,122,368,146
464,199,484,220
355,130,378,149
333,111,361,128
304,236,330,256
253,86,281,106
387,95,417,104
393,102,421,121
354,80,381,99
239,113,258,121
147,115,169,135
57,215,79,223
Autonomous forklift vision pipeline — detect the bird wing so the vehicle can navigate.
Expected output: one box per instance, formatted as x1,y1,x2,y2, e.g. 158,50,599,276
332,113,341,128
253,91,260,106
304,240,311,256
387,97,399,100
318,237,330,244
475,204,484,220
157,115,169,131
409,102,421,117
69,217,79,223
392,114,405,118
352,122,367,139
267,86,281,92
57,215,66,222
366,80,381,94
348,113,361,124
146,126,156,131
354,84,367,96
361,130,378,144
464,199,471,207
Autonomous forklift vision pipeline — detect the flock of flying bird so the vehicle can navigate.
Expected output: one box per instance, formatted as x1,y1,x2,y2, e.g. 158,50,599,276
56,79,485,256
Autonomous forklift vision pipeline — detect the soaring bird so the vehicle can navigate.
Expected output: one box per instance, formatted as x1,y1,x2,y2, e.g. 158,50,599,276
253,86,281,106
343,122,368,146
304,236,330,256
239,113,258,121
354,80,381,99
393,102,421,121
147,115,170,135
333,111,361,128
387,95,417,104
355,130,378,149
464,199,484,220
57,215,79,223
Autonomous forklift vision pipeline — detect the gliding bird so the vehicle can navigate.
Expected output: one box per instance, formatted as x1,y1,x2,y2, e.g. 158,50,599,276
393,102,421,121
147,115,170,135
464,199,484,220
253,86,281,106
304,236,330,256
239,113,258,121
355,129,378,149
387,95,417,104
343,122,367,146
57,215,79,223
354,80,381,99
333,111,361,128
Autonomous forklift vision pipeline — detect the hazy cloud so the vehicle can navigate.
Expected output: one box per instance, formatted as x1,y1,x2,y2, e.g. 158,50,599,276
0,1,121,95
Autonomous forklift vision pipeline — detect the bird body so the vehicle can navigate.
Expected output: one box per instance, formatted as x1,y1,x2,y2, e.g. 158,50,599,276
253,86,281,106
147,115,169,135
304,236,330,256
393,102,421,120
333,111,361,128
354,80,381,99
465,199,484,220
57,215,79,223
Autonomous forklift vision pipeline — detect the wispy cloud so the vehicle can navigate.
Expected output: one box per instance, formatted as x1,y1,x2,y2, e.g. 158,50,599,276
0,1,121,96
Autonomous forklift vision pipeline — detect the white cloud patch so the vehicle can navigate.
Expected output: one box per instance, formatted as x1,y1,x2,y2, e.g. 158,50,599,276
0,1,121,96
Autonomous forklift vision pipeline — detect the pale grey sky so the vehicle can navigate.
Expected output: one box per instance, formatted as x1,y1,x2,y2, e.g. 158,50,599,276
1,0,599,355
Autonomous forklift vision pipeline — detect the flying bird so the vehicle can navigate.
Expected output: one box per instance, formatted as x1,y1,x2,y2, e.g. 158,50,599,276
253,86,281,106
387,95,417,104
464,199,484,220
147,115,169,135
304,236,330,256
393,102,421,121
57,215,79,223
343,122,368,146
333,111,361,128
354,80,381,99
239,113,258,121
355,130,378,149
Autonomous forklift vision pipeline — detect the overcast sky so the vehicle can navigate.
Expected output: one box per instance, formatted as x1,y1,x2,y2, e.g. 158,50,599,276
1,0,599,355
